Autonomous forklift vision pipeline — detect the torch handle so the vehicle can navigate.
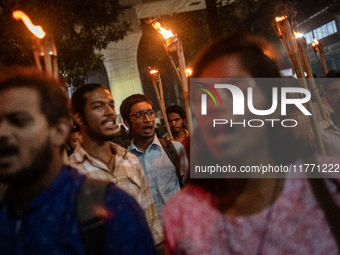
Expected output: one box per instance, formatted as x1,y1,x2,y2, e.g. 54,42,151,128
297,37,327,120
31,37,43,71
151,75,174,141
319,45,328,77
276,17,326,154
176,39,191,134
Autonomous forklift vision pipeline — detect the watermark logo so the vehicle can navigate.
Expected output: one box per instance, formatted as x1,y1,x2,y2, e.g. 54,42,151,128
197,82,311,116
196,82,222,115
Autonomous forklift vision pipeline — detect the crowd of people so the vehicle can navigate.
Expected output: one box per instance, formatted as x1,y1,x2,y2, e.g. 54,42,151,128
0,32,340,255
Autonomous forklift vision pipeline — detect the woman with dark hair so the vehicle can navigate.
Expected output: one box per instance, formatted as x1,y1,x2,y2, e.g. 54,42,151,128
162,33,340,254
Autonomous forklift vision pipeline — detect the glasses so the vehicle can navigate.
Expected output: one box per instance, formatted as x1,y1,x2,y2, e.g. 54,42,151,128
130,110,155,120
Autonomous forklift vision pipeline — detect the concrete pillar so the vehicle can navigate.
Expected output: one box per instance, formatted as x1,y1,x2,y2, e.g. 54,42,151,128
101,7,143,116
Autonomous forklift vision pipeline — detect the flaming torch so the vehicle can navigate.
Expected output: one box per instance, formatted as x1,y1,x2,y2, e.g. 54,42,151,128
294,32,327,120
12,10,58,78
149,69,173,141
274,16,326,154
312,39,328,77
151,22,191,134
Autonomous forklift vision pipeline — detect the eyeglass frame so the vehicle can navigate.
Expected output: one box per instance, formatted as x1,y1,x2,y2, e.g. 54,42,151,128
129,109,155,120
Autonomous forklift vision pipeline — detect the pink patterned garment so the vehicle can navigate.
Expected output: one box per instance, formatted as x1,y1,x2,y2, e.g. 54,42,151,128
162,178,340,255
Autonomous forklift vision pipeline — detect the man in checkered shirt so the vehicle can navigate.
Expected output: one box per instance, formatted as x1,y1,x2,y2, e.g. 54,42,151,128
68,84,164,253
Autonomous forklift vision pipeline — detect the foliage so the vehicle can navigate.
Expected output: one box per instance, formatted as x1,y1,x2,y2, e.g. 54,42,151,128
0,0,131,88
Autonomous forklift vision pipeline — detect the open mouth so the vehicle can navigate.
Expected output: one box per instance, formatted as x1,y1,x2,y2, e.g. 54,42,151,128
143,125,153,133
0,147,18,165
102,120,116,128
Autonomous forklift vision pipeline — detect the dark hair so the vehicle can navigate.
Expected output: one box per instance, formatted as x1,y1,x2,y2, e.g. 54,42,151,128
323,70,340,92
192,32,281,79
166,105,186,120
120,94,154,121
71,83,108,119
0,66,70,126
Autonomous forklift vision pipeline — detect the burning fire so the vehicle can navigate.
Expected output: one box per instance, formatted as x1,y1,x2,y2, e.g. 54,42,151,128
312,39,319,47
152,22,174,39
185,69,192,77
13,10,45,38
294,32,303,38
150,70,158,74
275,16,287,22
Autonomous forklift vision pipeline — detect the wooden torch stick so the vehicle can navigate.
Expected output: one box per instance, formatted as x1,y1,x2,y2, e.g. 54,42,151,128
152,21,192,134
51,38,59,78
312,39,328,77
150,70,174,141
295,34,327,120
275,16,326,155
319,42,328,77
31,36,43,71
176,38,191,134
43,37,53,76
284,18,326,155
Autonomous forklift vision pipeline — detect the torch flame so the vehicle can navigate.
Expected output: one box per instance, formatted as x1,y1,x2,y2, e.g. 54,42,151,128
150,70,158,74
294,32,303,38
312,39,319,47
185,69,192,77
13,10,45,39
275,16,286,22
152,22,174,39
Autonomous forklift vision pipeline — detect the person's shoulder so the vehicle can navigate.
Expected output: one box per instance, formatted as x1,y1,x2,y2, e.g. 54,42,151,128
62,164,86,179
105,184,149,226
106,183,139,204
163,185,212,216
68,144,87,165
68,153,78,165
112,142,142,166
125,150,142,164
162,185,221,252
170,140,186,152
104,185,157,254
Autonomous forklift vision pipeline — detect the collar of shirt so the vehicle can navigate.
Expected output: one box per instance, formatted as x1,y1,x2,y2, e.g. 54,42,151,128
320,116,340,132
165,128,189,140
73,143,141,188
129,135,161,154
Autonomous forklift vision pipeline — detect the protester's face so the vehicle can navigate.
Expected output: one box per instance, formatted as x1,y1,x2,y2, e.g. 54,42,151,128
0,87,54,185
326,80,340,113
82,88,117,141
127,102,155,140
195,55,271,164
69,131,82,149
167,112,185,134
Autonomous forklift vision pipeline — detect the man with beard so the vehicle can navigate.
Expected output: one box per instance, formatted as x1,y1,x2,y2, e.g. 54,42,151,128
319,70,340,155
0,67,156,254
165,105,190,158
68,84,163,252
120,94,188,220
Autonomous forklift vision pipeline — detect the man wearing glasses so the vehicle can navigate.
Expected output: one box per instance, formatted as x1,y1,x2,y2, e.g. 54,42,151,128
120,94,189,220
68,84,164,252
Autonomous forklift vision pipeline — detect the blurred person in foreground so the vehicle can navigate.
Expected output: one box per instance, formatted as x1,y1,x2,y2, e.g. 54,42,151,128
162,33,340,254
69,83,163,252
0,67,156,254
